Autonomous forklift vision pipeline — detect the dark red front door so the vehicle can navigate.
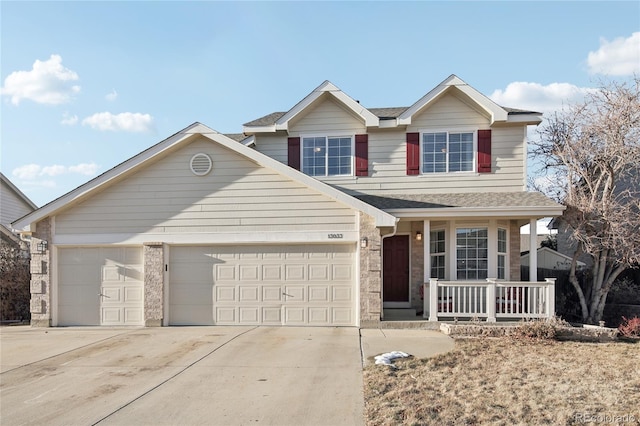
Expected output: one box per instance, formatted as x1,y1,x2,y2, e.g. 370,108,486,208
383,235,410,302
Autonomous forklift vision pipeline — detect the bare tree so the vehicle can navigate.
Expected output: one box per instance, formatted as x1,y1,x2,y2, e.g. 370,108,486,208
532,77,640,324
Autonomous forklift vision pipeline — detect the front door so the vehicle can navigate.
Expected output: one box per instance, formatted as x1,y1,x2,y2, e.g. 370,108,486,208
383,235,410,305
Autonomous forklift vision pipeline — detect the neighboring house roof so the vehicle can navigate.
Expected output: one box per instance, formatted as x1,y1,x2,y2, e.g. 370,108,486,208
1,172,37,227
521,247,587,270
243,75,542,133
13,123,397,231
355,192,565,218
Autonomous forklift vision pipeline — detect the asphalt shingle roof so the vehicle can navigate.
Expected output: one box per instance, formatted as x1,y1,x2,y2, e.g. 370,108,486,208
244,106,540,127
354,192,560,210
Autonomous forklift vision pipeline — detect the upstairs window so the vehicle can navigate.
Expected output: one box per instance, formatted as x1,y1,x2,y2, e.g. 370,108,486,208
302,136,352,176
422,131,475,173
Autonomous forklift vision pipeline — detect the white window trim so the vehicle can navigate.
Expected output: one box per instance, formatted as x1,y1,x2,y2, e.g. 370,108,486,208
419,127,478,175
429,227,447,280
300,134,355,177
497,226,509,280
444,221,510,281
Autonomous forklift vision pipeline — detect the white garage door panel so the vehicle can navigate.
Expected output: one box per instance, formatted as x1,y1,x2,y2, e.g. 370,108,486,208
58,247,144,326
170,244,356,326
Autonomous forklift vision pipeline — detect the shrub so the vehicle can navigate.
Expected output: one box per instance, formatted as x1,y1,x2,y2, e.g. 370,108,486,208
618,316,640,338
0,244,31,321
512,319,565,341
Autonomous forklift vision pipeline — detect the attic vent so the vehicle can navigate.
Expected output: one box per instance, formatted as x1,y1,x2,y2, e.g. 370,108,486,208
190,153,212,176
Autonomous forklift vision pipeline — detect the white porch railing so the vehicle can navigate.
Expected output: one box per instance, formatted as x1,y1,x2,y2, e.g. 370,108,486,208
424,278,556,322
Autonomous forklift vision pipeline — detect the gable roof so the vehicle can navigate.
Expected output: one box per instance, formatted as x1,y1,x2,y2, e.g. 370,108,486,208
243,75,541,133
243,81,379,134
12,123,396,231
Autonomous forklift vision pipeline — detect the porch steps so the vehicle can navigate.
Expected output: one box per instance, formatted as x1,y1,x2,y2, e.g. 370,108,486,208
383,308,418,320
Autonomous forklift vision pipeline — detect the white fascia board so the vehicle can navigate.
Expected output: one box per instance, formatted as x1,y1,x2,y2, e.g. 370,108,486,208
201,132,397,227
12,122,211,231
242,125,276,134
386,205,566,219
398,74,508,125
242,135,256,146
506,114,543,125
275,80,379,131
53,231,360,245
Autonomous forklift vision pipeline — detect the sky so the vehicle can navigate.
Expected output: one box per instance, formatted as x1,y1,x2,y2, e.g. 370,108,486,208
1,1,639,209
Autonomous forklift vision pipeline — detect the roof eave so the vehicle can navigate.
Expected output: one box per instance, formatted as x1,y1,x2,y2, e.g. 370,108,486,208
386,205,566,218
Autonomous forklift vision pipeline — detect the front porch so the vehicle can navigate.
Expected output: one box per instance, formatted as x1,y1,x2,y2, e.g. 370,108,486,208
424,278,556,322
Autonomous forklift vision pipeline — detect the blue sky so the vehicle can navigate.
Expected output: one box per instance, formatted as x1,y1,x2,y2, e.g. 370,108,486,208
1,1,639,208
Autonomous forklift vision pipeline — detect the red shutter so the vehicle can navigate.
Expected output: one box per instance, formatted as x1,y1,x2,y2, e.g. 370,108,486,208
355,134,368,176
477,130,491,173
406,132,420,175
288,137,301,170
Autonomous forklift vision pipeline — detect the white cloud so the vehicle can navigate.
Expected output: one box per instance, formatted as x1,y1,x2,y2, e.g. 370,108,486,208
12,162,99,180
82,112,154,132
105,89,118,102
1,54,81,105
60,112,78,126
41,165,66,176
68,163,99,176
489,82,594,115
587,32,640,76
12,164,42,180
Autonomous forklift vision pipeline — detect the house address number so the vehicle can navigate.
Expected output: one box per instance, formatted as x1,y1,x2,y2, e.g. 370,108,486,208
328,233,344,239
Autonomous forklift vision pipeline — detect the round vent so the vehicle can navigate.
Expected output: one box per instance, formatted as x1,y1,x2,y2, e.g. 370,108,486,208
190,153,212,176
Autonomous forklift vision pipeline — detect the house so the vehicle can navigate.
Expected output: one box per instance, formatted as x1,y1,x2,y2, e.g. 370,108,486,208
13,75,565,328
1,172,37,251
521,247,586,271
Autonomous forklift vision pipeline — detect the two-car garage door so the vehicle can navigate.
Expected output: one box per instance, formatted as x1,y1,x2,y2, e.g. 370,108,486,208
169,244,356,326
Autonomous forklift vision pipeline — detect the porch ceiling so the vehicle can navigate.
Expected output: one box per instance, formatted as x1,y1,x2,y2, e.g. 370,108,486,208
355,192,565,219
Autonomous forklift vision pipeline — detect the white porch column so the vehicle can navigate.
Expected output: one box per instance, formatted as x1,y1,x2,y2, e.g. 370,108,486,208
486,278,497,322
529,218,538,282
429,278,439,321
423,220,431,319
545,278,556,319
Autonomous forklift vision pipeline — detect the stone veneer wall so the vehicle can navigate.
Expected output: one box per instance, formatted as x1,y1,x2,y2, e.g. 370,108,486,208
144,243,164,326
30,218,52,327
410,221,425,311
509,220,521,281
359,213,382,326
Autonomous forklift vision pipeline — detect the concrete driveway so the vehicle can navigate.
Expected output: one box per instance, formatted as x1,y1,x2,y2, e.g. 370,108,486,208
0,326,364,426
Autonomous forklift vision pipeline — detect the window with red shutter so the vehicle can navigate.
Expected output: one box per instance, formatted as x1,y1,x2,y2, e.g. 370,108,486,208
287,137,301,170
477,130,492,173
355,134,368,176
406,132,420,175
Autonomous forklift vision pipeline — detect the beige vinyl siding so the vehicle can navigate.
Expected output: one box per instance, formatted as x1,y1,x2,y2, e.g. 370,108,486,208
1,186,34,228
252,93,527,195
55,137,357,235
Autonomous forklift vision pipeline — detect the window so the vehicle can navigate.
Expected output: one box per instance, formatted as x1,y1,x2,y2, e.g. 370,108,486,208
302,136,352,176
422,131,474,173
497,228,507,279
456,228,488,280
430,230,446,279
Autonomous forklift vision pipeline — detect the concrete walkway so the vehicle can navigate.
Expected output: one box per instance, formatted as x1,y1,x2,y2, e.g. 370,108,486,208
360,328,455,366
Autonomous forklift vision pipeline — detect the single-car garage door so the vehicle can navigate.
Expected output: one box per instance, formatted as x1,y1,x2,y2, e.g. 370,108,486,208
169,244,356,326
57,247,144,326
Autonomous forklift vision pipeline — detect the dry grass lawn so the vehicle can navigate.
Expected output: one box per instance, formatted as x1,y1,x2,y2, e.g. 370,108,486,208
364,338,640,425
